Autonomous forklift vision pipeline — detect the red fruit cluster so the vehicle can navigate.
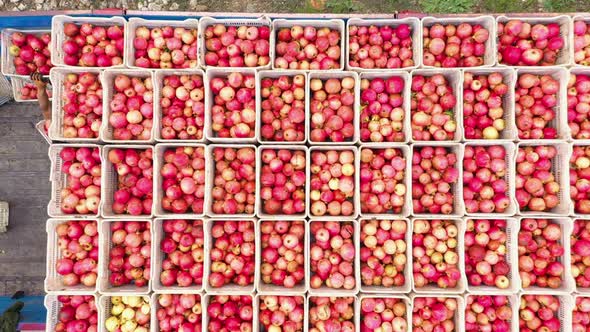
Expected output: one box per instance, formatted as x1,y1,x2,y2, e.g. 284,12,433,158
348,24,414,69
515,146,560,212
156,294,202,332
309,296,355,332
9,31,52,75
58,147,102,215
108,148,153,216
108,74,154,141
410,74,457,141
498,20,564,66
209,72,256,139
204,24,271,67
423,22,489,67
260,220,306,288
210,147,256,215
108,221,151,288
133,25,198,68
462,72,508,140
160,146,206,214
360,76,406,143
515,73,559,139
360,147,407,215
61,22,124,67
309,149,356,217
54,220,98,288
259,74,306,142
570,146,590,214
60,72,102,139
259,148,306,215
206,295,253,332
309,76,356,143
571,220,590,288
54,295,98,332
159,219,204,287
567,73,590,139
160,74,205,140
258,295,305,331
274,25,341,70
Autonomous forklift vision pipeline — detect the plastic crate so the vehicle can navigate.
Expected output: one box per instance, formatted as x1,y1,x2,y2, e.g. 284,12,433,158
517,293,573,332
307,219,360,295
256,145,309,219
100,68,156,143
51,15,127,68
98,294,151,332
568,67,590,142
97,219,153,295
36,120,51,145
514,141,571,216
422,16,497,68
572,15,590,67
464,217,520,294
153,143,207,218
570,218,590,293
0,201,7,233
10,76,53,103
410,294,465,332
356,295,411,331
48,67,102,142
411,218,467,294
346,18,421,71
254,293,307,332
203,218,258,294
307,70,360,145
198,16,272,70
497,15,572,67
151,218,205,293
464,293,519,332
271,19,345,71
358,71,412,144
124,18,200,69
462,67,518,142
150,292,203,332
358,218,412,294
152,68,207,143
1,28,51,77
255,219,308,294
409,69,463,143
47,144,102,219
45,294,99,332
205,144,257,218
256,69,308,145
358,144,412,218
514,67,569,141
308,146,360,220
463,142,518,217
410,143,464,218
518,217,574,294
44,218,99,294
101,145,155,218
0,74,13,106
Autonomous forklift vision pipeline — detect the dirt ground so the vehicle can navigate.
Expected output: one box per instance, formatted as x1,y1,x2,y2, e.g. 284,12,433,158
0,0,588,13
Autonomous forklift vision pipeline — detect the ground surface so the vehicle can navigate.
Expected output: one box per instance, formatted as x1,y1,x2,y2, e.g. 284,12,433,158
0,0,587,14
0,102,49,296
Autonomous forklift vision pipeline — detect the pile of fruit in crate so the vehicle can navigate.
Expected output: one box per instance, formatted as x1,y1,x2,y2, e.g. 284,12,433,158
19,13,590,332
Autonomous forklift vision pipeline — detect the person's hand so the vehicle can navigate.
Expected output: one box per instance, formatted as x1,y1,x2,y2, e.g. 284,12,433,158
30,72,46,89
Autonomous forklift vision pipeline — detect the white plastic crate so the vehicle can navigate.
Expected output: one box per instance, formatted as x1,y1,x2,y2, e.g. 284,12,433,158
568,67,590,142
411,218,467,294
569,142,590,216
153,143,207,218
514,67,569,141
98,294,152,332
45,293,100,332
44,218,99,294
356,294,411,331
307,294,359,331
203,218,259,294
410,143,464,218
254,293,307,332
346,18,421,71
358,71,412,144
572,15,590,67
0,201,7,233
124,18,200,69
36,120,51,144
152,68,207,143
307,70,360,145
464,293,519,332
497,15,572,67
205,144,257,218
47,144,102,219
358,144,412,218
150,292,204,332
198,16,272,70
514,141,571,216
10,76,53,103
101,145,155,218
100,68,156,143
462,67,518,142
256,145,309,219
1,28,51,77
517,293,573,332
151,218,206,293
409,69,463,143
203,293,256,332
271,19,345,71
358,218,412,294
48,67,102,142
255,219,308,294
307,220,360,295
97,219,153,295
464,217,520,294
517,217,574,294
410,294,465,332
571,218,590,293
463,142,518,217
422,16,497,68
51,15,127,68
256,69,308,145
204,68,260,143
308,146,360,220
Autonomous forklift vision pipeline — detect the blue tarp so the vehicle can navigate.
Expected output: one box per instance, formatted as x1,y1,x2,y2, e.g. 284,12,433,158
0,296,45,323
